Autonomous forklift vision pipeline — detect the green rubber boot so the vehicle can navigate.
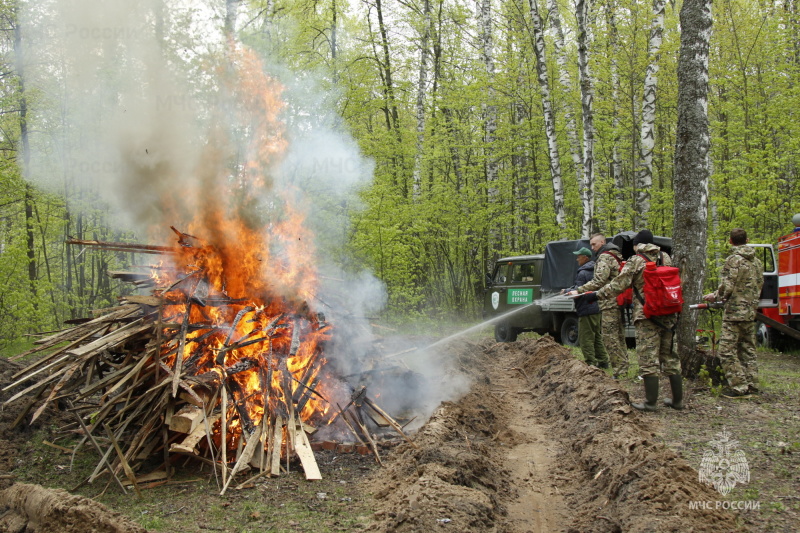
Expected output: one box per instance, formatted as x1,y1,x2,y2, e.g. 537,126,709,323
663,374,684,410
632,375,659,412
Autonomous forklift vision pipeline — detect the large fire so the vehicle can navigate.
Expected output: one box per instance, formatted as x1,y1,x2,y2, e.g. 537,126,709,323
151,45,344,461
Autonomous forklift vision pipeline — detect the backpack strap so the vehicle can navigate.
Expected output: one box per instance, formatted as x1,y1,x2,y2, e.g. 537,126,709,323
602,250,623,267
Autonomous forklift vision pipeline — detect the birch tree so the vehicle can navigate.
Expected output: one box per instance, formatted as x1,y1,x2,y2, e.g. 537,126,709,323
635,0,668,226
528,0,566,229
412,0,432,199
606,0,625,230
478,0,499,209
547,0,584,231
673,0,711,369
576,0,596,236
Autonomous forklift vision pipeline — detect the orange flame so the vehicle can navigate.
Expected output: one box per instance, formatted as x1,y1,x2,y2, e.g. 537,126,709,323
149,44,339,459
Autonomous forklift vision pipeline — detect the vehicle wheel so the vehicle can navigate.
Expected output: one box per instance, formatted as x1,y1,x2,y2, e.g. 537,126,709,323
494,321,519,342
560,315,580,347
756,323,771,349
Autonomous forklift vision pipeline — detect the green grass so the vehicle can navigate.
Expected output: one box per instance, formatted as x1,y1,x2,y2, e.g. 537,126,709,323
0,338,36,358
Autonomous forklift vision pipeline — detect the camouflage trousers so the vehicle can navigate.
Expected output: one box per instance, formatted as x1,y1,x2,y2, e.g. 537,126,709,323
579,313,609,366
718,320,758,393
601,307,628,376
635,316,681,376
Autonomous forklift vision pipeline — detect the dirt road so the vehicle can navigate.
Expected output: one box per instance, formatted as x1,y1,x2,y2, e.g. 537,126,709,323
368,336,741,532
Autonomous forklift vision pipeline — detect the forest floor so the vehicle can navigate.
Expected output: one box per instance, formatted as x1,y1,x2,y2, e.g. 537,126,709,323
0,333,798,532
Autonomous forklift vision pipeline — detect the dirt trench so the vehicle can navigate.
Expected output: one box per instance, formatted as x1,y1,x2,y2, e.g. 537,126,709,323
367,336,742,532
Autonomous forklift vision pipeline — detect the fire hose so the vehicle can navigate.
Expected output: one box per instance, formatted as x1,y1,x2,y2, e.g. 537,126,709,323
689,301,725,310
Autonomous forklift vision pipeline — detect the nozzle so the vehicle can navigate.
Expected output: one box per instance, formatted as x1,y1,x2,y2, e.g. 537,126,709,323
689,301,725,310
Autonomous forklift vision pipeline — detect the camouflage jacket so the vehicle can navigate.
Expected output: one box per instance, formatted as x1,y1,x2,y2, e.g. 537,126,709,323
711,245,764,322
577,244,623,311
595,243,673,323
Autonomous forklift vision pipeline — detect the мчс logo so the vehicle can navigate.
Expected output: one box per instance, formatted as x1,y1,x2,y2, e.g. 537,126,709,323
698,429,750,496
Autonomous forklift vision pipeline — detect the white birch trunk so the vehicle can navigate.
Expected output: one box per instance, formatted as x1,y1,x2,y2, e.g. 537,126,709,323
547,0,584,227
607,1,625,230
528,0,566,229
576,0,595,237
412,0,432,199
672,0,712,367
225,0,239,38
479,0,499,196
636,0,667,227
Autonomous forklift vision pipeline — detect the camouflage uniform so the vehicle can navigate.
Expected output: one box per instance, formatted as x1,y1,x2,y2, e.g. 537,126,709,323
709,245,764,393
577,243,628,376
595,243,681,377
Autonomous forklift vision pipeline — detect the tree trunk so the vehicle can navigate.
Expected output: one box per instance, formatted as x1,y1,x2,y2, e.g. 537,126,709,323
636,0,667,227
225,0,240,38
576,0,596,237
548,0,584,232
528,0,566,229
372,0,405,193
673,0,712,375
412,0,432,199
606,0,625,231
331,0,338,82
479,0,499,238
13,5,36,300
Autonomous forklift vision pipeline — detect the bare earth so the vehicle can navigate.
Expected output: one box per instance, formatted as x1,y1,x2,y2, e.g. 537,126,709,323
1,335,798,532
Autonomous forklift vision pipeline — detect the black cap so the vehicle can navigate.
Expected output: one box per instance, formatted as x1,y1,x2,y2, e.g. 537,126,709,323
633,229,654,246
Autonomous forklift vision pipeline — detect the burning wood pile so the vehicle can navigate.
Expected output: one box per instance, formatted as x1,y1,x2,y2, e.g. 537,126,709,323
3,230,414,495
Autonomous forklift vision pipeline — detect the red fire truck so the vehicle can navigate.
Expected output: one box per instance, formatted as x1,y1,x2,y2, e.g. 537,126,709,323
754,215,800,349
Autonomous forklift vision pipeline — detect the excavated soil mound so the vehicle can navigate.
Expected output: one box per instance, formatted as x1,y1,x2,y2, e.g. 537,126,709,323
366,338,511,531
368,336,743,532
0,483,146,533
509,336,740,532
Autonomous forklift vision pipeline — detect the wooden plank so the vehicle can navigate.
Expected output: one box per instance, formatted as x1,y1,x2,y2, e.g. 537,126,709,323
270,416,283,476
66,238,176,254
170,413,221,454
292,422,321,480
122,295,163,307
66,320,152,359
364,397,418,449
168,405,203,434
220,424,264,495
104,423,141,497
31,305,139,347
172,303,192,398
122,469,168,487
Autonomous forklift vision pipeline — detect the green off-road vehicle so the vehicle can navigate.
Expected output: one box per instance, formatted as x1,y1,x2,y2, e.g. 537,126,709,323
483,232,672,344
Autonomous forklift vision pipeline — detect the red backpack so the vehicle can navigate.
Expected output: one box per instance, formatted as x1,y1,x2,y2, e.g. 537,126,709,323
603,251,633,306
635,253,684,318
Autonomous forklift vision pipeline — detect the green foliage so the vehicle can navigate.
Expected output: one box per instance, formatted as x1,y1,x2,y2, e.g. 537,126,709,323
698,364,725,397
0,0,798,333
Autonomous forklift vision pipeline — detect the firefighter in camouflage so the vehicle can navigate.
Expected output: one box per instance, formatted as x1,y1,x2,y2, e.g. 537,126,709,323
572,229,684,411
576,233,629,378
703,228,764,395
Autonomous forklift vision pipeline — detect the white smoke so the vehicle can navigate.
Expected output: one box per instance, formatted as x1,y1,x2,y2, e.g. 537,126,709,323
20,0,467,428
